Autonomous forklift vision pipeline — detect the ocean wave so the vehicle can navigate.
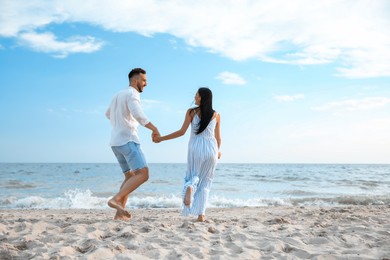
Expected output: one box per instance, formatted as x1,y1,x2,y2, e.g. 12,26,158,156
0,190,106,209
1,189,389,209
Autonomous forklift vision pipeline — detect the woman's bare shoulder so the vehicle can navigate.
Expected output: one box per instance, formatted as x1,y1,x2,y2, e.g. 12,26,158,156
212,110,220,120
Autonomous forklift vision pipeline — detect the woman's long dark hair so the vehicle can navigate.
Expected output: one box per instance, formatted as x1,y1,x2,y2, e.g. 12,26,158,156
196,87,215,135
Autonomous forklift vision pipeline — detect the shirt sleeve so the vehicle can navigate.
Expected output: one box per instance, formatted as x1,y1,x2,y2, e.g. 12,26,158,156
127,93,150,126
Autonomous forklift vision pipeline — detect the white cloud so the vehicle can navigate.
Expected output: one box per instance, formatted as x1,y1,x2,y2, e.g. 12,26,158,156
216,72,246,85
18,32,104,58
312,97,390,112
274,94,305,102
336,48,390,78
0,0,64,37
1,0,390,77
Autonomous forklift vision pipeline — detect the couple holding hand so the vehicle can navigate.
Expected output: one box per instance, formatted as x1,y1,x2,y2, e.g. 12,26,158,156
106,68,221,222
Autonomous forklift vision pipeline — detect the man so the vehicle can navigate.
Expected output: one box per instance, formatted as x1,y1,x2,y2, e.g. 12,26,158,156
105,68,159,221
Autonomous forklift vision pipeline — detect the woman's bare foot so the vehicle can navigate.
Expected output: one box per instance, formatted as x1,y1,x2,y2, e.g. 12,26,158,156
108,198,131,219
197,215,206,222
183,186,193,207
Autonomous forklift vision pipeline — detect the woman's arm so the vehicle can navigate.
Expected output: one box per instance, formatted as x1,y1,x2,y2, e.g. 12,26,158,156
155,109,194,142
214,113,221,159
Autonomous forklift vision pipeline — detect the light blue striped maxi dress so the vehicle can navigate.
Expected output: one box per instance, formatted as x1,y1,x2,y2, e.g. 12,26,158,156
182,112,219,216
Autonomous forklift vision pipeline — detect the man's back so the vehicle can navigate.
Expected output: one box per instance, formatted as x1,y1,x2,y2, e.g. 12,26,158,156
106,87,148,146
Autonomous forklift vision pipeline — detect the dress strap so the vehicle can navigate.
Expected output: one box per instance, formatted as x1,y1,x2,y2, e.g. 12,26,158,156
211,111,218,120
189,108,197,122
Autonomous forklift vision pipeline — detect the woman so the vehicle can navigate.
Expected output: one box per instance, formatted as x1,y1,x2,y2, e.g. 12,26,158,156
154,87,221,222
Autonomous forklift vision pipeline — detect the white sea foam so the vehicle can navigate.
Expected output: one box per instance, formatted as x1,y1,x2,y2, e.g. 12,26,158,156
3,190,108,209
2,188,390,209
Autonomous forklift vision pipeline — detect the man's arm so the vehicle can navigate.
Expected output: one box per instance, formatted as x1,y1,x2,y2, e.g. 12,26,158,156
127,93,159,136
145,122,160,137
128,93,150,126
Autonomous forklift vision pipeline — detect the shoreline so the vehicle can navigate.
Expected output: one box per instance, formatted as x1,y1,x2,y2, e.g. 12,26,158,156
1,205,390,259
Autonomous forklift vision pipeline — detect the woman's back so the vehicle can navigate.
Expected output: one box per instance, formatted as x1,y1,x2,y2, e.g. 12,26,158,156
190,112,217,139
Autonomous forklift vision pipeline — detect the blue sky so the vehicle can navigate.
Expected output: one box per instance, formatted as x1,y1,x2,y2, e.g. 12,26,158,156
1,0,390,163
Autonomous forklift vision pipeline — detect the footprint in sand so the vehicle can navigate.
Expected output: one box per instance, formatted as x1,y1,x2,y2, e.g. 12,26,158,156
75,239,99,254
119,231,136,239
208,226,217,233
140,225,153,233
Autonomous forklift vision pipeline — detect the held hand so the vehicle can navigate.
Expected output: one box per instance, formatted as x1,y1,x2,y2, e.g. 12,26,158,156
152,132,161,143
153,135,162,143
218,151,221,159
153,129,160,137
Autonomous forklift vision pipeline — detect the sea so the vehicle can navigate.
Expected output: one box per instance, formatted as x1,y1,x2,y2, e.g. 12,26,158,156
1,163,389,209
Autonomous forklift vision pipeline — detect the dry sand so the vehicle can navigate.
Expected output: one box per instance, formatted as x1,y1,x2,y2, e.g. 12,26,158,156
1,205,390,259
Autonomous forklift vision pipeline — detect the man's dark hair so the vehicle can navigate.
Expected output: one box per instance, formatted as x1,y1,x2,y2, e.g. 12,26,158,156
128,68,146,82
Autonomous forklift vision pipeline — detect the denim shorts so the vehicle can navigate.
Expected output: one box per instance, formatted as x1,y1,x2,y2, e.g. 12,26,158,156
111,141,147,174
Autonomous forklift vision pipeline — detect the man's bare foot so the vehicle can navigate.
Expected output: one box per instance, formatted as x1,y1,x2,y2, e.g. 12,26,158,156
108,198,131,218
197,215,205,222
114,210,131,221
183,186,192,207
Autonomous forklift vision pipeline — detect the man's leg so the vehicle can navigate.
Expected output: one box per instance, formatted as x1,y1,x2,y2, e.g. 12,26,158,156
109,147,133,220
114,170,135,220
120,170,136,207
108,167,149,219
109,142,148,220
112,167,149,201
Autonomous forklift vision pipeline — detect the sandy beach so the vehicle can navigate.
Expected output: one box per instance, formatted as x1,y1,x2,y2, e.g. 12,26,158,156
1,205,389,259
